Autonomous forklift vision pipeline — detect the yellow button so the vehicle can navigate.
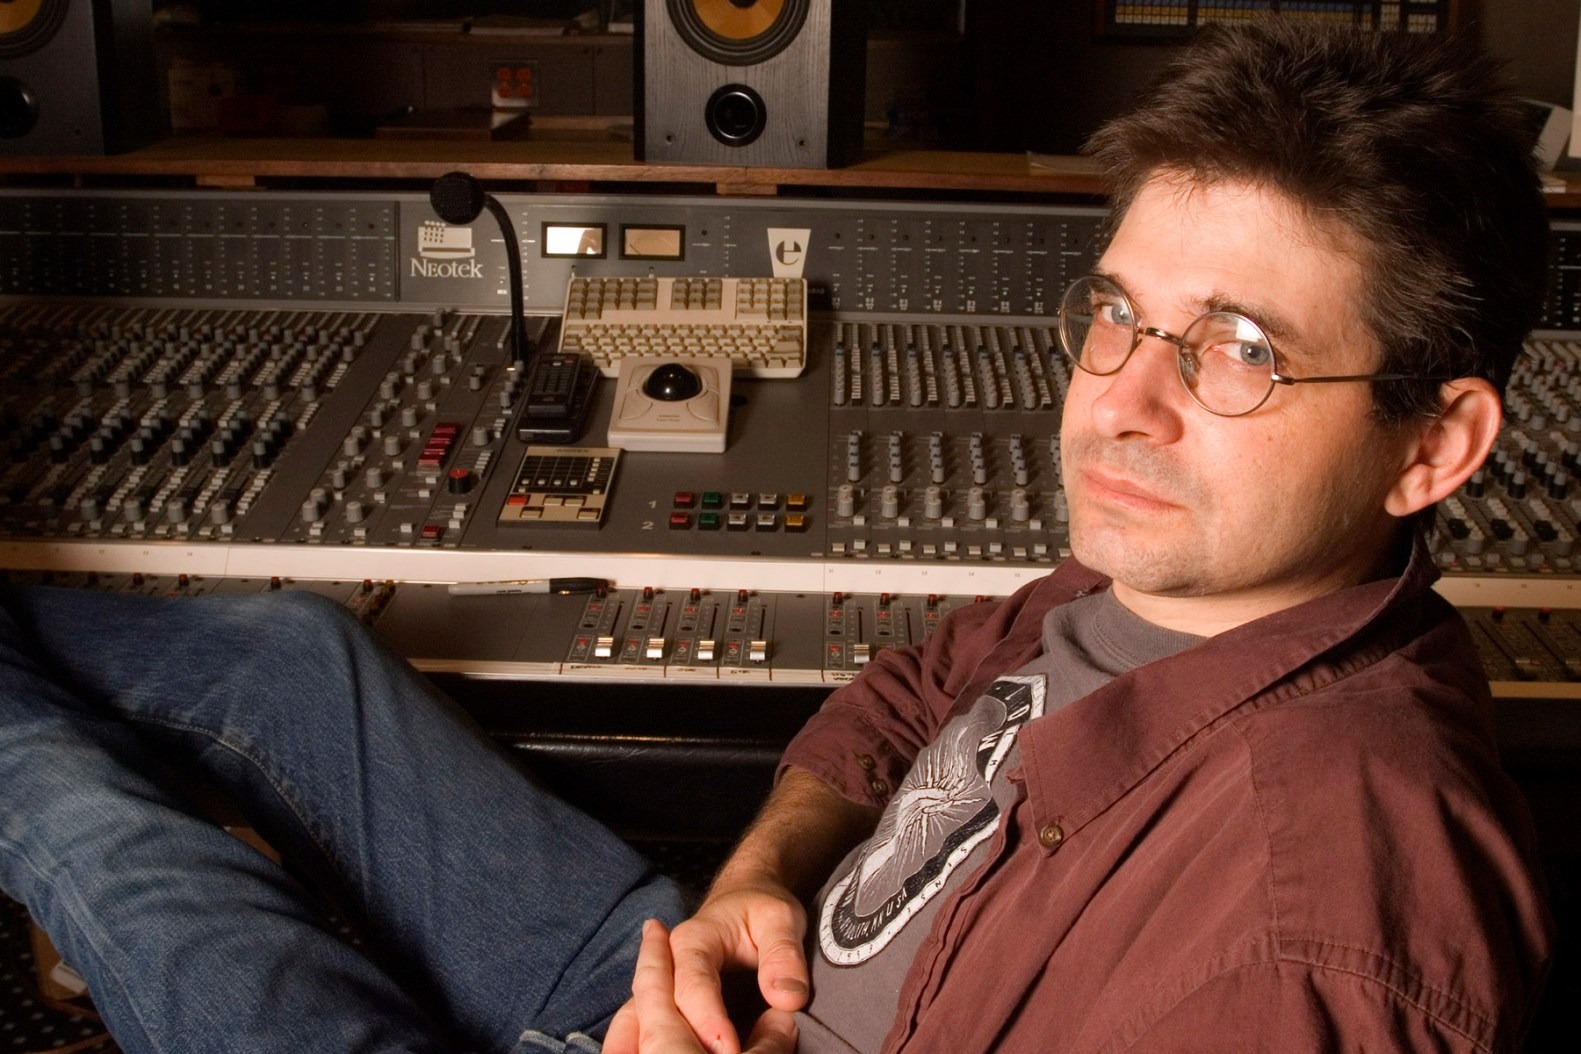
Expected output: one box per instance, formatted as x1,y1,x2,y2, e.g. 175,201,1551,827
1038,823,1064,850
870,778,890,796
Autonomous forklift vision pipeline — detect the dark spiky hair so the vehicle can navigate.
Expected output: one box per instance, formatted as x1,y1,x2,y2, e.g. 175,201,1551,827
1084,19,1549,421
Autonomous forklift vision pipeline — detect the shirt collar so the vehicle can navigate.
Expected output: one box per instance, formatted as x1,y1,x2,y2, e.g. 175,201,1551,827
1017,530,1441,844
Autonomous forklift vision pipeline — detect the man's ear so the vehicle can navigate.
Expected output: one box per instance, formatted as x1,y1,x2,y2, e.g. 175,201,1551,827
1384,378,1503,518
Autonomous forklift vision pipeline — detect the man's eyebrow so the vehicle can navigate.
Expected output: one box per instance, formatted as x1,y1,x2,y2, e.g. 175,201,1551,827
1199,293,1302,351
1089,268,1313,359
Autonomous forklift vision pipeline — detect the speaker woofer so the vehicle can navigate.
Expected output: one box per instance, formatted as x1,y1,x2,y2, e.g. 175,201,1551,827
667,0,809,66
0,0,67,59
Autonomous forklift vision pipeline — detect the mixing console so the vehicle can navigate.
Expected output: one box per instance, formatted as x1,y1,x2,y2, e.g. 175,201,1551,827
3,188,1581,697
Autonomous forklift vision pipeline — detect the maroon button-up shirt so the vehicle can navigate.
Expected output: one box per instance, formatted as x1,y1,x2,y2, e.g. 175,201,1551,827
780,539,1552,1052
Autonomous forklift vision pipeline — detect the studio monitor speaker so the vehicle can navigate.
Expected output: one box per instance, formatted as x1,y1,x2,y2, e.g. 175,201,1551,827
0,0,159,156
637,0,871,169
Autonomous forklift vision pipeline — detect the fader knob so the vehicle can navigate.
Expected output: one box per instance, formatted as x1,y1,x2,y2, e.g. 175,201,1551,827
1010,488,1031,522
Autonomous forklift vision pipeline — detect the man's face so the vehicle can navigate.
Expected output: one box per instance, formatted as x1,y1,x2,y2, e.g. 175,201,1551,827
1059,175,1422,634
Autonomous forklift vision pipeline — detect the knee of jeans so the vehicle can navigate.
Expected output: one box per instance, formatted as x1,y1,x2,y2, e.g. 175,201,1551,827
213,590,366,660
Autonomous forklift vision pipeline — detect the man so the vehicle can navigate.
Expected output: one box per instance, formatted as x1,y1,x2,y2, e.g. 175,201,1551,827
0,19,1554,1054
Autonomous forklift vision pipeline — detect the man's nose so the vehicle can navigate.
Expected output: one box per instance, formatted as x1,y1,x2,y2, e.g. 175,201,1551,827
1082,332,1189,441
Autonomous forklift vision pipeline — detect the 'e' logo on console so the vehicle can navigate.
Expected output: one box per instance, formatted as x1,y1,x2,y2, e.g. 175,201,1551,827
768,227,811,278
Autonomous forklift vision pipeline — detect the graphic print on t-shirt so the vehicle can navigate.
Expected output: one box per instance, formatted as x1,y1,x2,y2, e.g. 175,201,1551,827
818,675,1045,965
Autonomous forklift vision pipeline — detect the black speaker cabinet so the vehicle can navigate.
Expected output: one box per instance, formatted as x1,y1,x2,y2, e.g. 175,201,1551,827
0,0,159,156
636,0,871,169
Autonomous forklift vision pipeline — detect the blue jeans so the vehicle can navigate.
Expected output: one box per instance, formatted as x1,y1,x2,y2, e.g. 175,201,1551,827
0,585,688,1054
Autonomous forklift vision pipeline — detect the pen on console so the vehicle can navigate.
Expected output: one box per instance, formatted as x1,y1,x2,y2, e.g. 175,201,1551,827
447,577,607,597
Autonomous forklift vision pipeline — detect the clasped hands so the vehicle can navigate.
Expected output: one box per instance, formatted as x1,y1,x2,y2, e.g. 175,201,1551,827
604,881,807,1054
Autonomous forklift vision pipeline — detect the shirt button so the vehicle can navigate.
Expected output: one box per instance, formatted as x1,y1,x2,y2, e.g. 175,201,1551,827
1038,823,1064,850
870,778,890,796
857,754,876,771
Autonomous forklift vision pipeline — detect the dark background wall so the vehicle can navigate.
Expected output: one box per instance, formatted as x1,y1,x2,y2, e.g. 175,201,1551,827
969,0,1581,155
148,1,1581,157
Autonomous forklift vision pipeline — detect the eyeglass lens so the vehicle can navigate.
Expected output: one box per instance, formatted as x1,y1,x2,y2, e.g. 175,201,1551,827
1057,276,1278,416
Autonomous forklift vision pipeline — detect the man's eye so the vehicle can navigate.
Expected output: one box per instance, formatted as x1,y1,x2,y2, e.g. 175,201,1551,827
1097,301,1135,327
1235,341,1273,368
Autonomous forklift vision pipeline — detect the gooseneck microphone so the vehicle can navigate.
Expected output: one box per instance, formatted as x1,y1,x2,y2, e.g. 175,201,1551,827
430,171,529,364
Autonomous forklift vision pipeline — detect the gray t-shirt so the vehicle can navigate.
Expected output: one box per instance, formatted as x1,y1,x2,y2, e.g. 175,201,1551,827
795,591,1203,1053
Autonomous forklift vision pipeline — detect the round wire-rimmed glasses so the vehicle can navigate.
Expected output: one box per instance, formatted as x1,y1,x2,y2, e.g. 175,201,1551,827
1055,274,1446,417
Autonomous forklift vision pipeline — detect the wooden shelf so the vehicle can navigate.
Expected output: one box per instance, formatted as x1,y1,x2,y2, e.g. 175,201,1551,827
7,136,1580,207
0,135,1109,198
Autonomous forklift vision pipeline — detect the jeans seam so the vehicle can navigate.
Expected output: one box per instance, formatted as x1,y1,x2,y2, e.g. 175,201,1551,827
119,712,342,881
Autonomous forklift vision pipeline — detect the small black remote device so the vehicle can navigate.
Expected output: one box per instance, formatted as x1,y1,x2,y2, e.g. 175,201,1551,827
525,352,584,418
516,352,599,443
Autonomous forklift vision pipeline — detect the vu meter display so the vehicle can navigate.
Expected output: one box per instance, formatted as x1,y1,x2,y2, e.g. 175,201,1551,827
543,224,607,258
621,226,686,260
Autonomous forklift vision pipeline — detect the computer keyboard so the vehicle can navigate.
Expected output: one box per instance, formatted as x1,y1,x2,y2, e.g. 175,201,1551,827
556,276,807,378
